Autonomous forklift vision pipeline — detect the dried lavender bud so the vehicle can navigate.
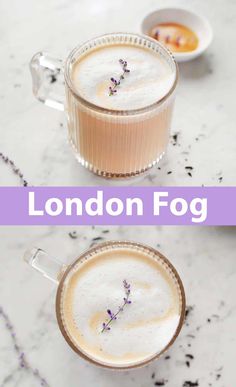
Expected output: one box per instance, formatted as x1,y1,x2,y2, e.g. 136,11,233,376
183,381,199,387
68,231,78,239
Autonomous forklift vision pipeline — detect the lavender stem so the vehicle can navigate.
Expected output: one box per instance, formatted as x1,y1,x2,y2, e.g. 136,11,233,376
101,280,131,332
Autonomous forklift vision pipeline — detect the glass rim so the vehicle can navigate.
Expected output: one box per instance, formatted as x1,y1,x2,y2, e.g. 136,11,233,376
64,32,179,116
55,240,186,370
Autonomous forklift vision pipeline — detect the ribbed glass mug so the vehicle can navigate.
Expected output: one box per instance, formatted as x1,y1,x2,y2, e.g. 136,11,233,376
30,33,178,179
24,241,185,370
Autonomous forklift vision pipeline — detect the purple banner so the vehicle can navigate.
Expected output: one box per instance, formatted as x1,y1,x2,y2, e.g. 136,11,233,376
0,187,235,225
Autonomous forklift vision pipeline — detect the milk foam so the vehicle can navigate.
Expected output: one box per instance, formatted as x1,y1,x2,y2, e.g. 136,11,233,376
62,247,181,366
71,44,175,110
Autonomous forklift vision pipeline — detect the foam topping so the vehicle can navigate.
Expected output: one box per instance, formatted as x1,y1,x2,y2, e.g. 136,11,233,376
61,247,181,366
71,44,176,110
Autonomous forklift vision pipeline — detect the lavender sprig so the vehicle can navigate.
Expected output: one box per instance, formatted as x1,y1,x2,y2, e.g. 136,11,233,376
101,280,131,332
0,152,28,186
109,59,130,96
0,305,49,386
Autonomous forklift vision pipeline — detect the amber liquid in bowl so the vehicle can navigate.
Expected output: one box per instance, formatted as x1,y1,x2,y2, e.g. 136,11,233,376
149,23,199,53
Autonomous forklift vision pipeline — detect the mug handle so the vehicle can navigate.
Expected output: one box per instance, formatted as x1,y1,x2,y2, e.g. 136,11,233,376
23,248,67,284
30,52,65,111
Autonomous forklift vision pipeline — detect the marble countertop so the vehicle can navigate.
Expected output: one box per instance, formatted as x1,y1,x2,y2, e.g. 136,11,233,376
0,0,236,186
0,225,235,386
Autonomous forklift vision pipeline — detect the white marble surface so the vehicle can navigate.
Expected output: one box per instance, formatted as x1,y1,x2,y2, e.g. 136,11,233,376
0,0,236,186
0,225,235,386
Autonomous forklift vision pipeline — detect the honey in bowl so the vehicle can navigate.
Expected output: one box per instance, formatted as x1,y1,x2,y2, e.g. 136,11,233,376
149,23,199,53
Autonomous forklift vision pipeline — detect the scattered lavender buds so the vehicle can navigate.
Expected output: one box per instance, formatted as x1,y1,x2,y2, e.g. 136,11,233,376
101,280,131,332
0,305,49,386
155,30,160,40
109,59,130,96
68,231,78,239
0,152,28,186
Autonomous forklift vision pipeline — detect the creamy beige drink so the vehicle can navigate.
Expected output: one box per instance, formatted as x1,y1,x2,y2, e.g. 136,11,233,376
65,34,177,178
58,243,183,368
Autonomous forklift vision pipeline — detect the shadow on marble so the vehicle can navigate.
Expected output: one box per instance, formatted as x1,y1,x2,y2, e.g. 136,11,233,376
179,53,213,80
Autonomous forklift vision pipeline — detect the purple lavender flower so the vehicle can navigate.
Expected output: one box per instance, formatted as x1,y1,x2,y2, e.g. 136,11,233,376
123,279,130,289
102,322,110,331
101,280,132,332
108,59,130,96
107,309,117,319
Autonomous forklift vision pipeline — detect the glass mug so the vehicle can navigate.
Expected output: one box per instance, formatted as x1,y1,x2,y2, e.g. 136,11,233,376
30,33,178,179
24,241,185,369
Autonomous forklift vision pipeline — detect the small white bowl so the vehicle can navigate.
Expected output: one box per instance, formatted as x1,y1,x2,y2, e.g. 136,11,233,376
141,7,213,62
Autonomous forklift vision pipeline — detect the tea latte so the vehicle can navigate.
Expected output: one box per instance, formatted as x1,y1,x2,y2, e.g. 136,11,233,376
59,244,183,367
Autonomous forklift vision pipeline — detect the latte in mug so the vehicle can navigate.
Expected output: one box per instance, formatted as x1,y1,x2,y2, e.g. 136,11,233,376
65,33,178,178
57,242,185,368
31,33,177,179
